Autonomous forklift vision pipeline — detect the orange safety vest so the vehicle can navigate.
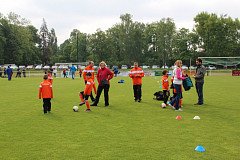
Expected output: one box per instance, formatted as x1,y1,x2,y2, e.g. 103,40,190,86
129,67,144,85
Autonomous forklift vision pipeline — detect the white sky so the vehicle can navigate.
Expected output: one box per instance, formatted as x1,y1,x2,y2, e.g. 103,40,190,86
0,0,239,44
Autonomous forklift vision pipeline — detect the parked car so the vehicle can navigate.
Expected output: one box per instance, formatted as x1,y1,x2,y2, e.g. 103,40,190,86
121,65,128,69
52,66,58,69
10,65,19,70
182,65,188,70
208,65,216,70
170,65,176,69
152,65,160,69
142,65,150,69
58,65,68,70
19,65,26,69
26,65,33,69
43,65,50,70
35,64,42,70
161,65,169,69
189,66,197,70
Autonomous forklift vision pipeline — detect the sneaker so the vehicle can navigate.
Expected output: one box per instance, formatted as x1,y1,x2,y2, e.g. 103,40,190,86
105,104,109,107
134,99,137,102
85,109,91,112
175,108,183,111
79,101,85,106
168,103,176,110
90,103,97,106
138,99,141,102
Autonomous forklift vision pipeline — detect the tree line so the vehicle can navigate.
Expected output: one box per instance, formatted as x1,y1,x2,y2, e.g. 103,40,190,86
1,12,240,67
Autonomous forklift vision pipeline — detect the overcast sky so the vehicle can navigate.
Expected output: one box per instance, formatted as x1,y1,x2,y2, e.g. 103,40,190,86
1,0,239,44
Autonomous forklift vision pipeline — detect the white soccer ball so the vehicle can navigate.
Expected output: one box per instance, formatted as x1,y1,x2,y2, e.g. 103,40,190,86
161,103,166,108
73,106,79,112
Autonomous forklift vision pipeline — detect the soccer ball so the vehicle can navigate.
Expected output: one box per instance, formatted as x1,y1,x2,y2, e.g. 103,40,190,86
161,103,166,108
73,106,79,112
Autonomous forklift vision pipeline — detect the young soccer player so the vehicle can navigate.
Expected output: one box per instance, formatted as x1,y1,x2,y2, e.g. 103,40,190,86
39,75,53,114
162,70,169,106
79,72,96,112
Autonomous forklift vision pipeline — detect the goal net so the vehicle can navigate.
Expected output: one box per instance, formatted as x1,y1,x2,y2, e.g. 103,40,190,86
198,57,240,67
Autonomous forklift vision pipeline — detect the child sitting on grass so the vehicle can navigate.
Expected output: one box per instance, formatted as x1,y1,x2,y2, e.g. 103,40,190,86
79,72,96,112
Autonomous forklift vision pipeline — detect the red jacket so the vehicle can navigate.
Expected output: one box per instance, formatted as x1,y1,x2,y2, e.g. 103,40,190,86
129,67,144,85
97,67,113,85
39,80,53,99
162,75,169,90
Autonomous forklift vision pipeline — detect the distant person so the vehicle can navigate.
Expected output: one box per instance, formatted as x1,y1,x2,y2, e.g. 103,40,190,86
15,68,21,78
161,70,169,106
113,66,119,77
70,65,77,79
79,72,97,112
53,68,57,78
168,60,185,111
63,69,67,78
193,58,206,105
6,66,13,81
79,68,82,78
39,75,53,114
4,68,7,78
129,62,145,102
91,61,113,107
83,61,95,102
0,67,2,77
22,67,26,77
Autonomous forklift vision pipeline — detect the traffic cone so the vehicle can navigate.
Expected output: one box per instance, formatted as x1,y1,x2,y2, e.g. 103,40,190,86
176,115,182,120
195,145,205,152
193,116,200,120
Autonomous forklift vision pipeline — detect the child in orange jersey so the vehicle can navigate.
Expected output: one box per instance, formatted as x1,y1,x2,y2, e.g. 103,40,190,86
161,70,170,106
129,62,145,102
39,75,53,114
79,72,97,112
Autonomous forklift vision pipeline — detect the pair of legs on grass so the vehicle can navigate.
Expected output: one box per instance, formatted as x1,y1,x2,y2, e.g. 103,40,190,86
133,85,142,102
91,84,110,107
43,98,51,114
79,92,91,112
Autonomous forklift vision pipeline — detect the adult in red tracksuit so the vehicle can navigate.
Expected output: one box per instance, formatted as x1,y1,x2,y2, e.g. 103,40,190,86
129,62,144,102
91,61,113,107
39,75,53,114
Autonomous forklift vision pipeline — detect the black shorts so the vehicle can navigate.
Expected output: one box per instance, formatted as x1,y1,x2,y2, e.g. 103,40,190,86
80,91,90,101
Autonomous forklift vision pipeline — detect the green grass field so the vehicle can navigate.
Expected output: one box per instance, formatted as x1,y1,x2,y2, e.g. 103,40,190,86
0,76,239,160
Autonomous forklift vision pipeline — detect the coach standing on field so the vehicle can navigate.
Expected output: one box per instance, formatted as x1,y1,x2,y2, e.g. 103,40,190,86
129,62,144,102
193,58,206,105
91,61,113,107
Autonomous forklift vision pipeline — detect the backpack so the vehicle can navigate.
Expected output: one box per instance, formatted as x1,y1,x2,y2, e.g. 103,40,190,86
183,76,193,91
153,91,164,101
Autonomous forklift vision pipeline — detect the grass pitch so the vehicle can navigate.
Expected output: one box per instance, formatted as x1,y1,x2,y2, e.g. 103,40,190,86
0,76,239,159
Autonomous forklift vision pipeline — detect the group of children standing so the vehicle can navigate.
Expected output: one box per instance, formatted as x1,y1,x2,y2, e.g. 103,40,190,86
161,60,186,111
38,60,188,114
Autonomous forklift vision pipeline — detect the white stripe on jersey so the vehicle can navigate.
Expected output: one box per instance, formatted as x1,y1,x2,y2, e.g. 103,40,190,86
129,70,144,74
83,70,94,72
